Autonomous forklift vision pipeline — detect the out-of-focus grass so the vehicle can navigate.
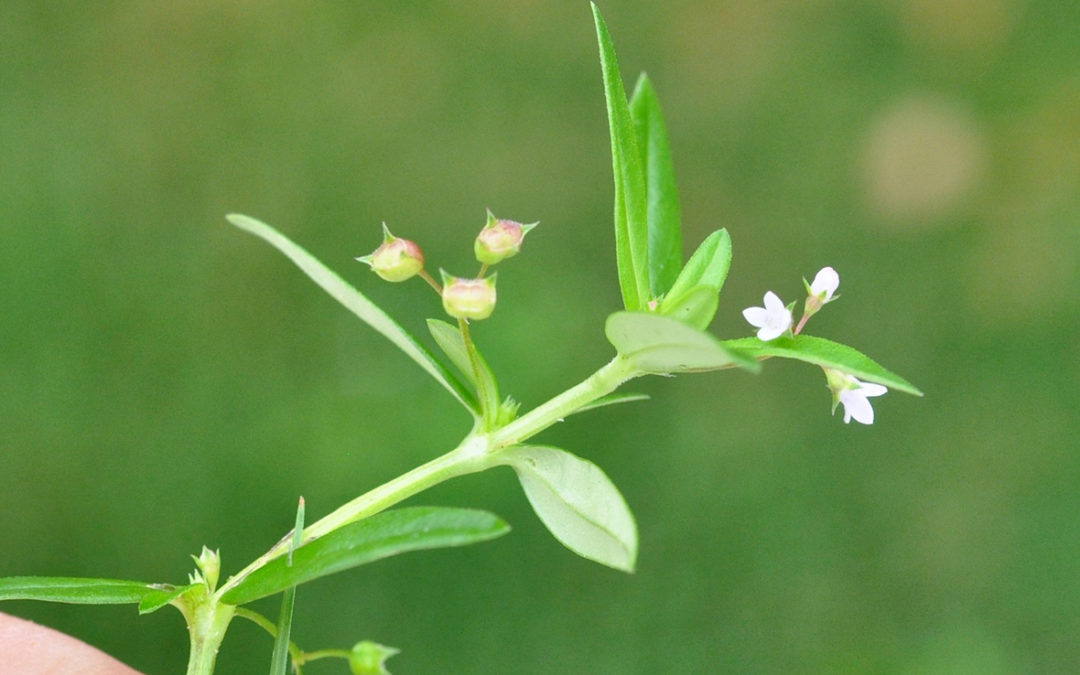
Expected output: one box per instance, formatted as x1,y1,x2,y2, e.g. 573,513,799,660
1,1,1077,672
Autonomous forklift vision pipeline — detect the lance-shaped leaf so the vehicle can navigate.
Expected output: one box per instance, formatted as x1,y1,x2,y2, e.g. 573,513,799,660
630,74,683,297
227,214,477,414
657,285,719,331
427,319,498,404
606,311,759,373
661,229,732,306
593,3,649,311
499,445,637,572
0,577,162,606
220,507,509,606
722,335,923,396
138,583,199,615
571,392,650,416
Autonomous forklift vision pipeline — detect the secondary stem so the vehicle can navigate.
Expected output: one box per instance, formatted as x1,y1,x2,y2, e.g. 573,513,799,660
219,353,642,597
490,354,640,447
217,434,490,596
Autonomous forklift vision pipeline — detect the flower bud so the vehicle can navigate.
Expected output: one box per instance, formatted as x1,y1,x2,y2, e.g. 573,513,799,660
802,266,839,317
191,546,221,592
474,209,537,265
356,223,425,282
348,640,400,675
440,270,497,320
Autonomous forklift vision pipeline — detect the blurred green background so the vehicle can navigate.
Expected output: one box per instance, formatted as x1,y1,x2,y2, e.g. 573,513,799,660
2,1,1078,673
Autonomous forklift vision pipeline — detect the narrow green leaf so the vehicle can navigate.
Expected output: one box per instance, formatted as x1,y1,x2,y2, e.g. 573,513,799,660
221,507,509,606
426,319,475,385
227,214,477,414
661,229,732,309
499,445,637,572
427,319,499,419
657,285,719,330
572,392,650,416
0,577,157,605
629,73,683,297
606,311,760,373
722,335,923,396
592,3,649,310
138,583,198,615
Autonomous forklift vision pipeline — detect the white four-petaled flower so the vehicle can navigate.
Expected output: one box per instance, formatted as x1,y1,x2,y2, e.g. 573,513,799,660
830,372,888,425
810,266,839,302
742,291,792,341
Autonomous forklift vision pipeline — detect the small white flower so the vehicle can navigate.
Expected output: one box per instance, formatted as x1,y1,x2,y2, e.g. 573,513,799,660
742,291,792,341
810,266,839,302
827,370,888,425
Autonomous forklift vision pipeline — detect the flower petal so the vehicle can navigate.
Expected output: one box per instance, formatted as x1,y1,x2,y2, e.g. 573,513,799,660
857,381,888,398
762,291,785,312
757,324,787,341
742,306,768,328
839,390,875,424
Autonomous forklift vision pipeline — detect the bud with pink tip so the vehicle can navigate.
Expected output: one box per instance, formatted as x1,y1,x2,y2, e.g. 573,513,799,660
474,210,537,265
356,223,425,282
440,271,497,320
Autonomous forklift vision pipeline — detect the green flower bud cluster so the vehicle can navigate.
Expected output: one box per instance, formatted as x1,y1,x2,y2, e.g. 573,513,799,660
356,211,536,322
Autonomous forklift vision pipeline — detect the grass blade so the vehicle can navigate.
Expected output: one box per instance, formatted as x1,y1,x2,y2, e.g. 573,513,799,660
269,497,305,675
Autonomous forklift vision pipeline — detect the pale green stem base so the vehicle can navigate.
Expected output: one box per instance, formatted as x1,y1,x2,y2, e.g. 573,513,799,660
184,595,236,675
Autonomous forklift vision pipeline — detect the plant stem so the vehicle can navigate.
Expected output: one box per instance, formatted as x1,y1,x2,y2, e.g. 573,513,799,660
219,354,642,596
490,354,640,447
217,434,491,596
184,595,236,675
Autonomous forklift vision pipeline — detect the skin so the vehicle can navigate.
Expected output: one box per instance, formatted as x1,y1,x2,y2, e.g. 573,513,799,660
0,612,141,675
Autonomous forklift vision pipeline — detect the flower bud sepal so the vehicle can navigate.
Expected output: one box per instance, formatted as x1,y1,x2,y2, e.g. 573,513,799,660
349,640,400,675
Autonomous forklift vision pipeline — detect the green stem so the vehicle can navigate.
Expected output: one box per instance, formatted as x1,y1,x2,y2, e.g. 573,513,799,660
183,595,236,675
217,434,490,597
219,354,643,598
491,355,640,447
298,648,351,663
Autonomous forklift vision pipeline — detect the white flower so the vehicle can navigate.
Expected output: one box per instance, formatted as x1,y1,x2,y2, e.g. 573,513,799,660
826,370,888,425
810,266,839,302
742,291,792,341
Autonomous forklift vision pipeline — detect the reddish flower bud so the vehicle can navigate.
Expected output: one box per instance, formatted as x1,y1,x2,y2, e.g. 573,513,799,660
356,223,425,282
440,270,497,320
474,209,537,265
